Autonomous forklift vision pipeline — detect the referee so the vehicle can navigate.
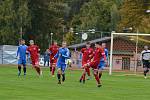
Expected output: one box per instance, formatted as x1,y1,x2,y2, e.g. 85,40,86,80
141,46,150,79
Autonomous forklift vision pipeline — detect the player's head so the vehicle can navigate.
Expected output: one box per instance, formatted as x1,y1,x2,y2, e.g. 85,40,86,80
53,41,57,45
95,42,100,48
144,45,148,50
29,40,34,45
102,43,106,48
20,39,25,45
62,41,67,48
46,49,49,52
86,42,91,48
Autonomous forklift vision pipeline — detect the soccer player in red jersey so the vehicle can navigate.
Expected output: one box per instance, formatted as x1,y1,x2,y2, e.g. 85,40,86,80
79,42,94,83
83,42,105,87
27,40,42,76
49,41,59,77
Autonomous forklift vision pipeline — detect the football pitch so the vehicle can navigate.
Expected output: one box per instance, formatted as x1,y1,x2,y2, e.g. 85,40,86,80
0,65,150,100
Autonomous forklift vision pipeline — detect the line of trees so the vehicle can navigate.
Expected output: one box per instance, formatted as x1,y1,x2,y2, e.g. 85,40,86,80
0,0,149,51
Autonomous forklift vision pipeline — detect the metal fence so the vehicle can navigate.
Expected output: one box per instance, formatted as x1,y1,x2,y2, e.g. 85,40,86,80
0,45,18,64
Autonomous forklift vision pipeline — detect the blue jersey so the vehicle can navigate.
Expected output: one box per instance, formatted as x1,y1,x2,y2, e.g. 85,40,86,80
54,47,70,65
100,48,108,62
17,45,28,60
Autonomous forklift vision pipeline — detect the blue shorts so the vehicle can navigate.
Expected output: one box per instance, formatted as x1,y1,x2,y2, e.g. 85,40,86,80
57,63,67,73
18,58,26,65
98,61,105,70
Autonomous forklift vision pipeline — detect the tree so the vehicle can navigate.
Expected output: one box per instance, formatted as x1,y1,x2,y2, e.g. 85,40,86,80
64,32,75,45
0,0,31,45
71,0,113,31
117,0,148,33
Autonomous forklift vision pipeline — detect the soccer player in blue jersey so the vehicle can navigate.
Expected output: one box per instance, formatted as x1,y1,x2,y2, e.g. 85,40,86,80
98,43,108,79
16,39,28,76
54,41,70,84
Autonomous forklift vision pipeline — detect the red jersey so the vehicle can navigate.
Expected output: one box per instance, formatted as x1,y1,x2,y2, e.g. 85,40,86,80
93,47,104,62
27,45,40,61
88,47,104,69
49,44,59,63
81,47,94,65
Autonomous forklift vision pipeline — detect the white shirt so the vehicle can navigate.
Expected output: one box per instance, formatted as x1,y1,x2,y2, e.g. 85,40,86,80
141,50,150,60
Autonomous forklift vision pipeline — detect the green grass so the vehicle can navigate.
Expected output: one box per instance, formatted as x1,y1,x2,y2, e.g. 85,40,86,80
0,65,150,100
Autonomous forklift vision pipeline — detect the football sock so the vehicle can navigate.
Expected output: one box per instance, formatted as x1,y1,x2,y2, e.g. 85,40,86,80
62,74,65,82
82,73,86,81
99,73,102,79
94,73,100,84
18,65,21,75
52,67,55,75
23,66,26,75
50,66,52,72
86,68,91,76
57,74,61,82
35,67,40,75
80,74,83,81
144,69,149,76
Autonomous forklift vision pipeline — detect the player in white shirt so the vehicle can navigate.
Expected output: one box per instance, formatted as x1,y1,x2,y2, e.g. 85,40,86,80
141,46,150,79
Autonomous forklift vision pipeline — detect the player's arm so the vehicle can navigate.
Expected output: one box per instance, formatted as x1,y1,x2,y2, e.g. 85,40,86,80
101,49,106,61
140,51,144,61
105,49,109,61
81,48,85,53
16,47,20,59
37,46,40,52
54,50,59,59
62,49,70,59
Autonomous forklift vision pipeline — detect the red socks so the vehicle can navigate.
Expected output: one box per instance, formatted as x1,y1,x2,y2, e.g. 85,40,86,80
52,67,55,75
94,73,100,84
85,68,91,76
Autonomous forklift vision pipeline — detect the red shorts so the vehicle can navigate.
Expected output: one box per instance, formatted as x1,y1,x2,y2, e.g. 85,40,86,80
88,61,99,69
50,59,57,66
31,59,39,66
82,61,87,66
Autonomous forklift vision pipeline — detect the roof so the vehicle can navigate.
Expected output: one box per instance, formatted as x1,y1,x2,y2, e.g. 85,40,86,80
68,37,111,49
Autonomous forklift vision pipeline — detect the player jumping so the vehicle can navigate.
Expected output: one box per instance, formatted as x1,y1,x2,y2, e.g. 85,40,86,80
16,39,28,76
79,42,93,83
54,41,70,84
27,40,42,76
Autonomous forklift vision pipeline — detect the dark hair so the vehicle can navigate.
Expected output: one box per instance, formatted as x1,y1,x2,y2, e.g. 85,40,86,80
19,38,25,42
95,42,100,45
86,41,91,45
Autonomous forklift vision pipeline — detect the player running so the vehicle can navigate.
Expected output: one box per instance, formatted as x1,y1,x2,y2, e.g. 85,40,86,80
98,43,108,79
79,42,93,83
54,41,70,84
83,42,105,87
49,41,59,77
27,40,42,76
16,39,28,76
141,46,150,79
